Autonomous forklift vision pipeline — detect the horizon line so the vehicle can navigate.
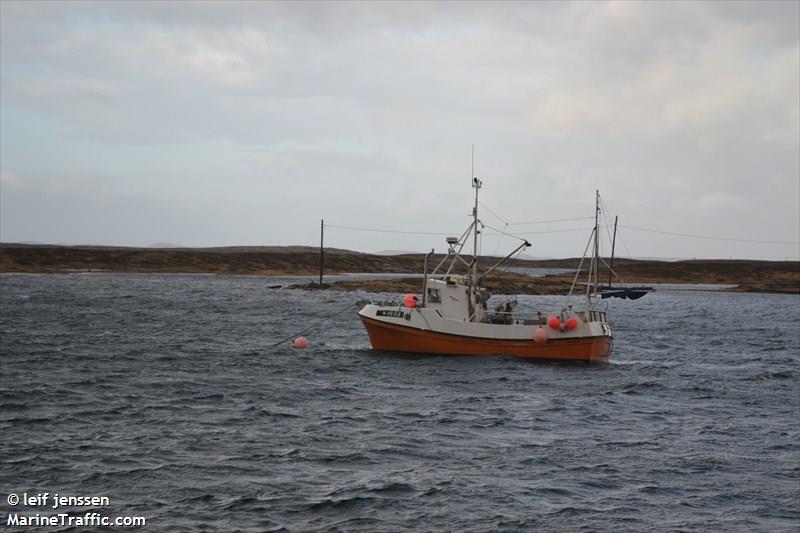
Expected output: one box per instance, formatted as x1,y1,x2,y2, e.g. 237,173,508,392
2,241,798,263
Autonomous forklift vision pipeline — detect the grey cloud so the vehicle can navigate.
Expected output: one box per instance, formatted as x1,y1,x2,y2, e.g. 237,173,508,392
1,1,797,259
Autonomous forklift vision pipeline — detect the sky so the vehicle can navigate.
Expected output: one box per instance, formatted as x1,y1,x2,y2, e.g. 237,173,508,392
1,1,798,260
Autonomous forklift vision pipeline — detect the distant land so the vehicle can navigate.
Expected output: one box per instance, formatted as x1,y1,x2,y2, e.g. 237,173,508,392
0,243,797,295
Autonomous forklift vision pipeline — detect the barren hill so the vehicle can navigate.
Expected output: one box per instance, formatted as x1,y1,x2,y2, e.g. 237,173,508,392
1,243,797,294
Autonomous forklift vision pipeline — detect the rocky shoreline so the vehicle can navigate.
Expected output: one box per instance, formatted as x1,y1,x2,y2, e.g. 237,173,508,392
299,269,797,295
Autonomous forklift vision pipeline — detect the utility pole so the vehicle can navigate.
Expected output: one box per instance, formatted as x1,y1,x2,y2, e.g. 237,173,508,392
319,219,324,285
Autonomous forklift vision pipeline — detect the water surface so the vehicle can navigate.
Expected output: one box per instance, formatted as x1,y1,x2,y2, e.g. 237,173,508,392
1,274,798,531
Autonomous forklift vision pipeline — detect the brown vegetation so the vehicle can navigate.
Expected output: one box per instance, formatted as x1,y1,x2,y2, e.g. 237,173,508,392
322,271,576,295
0,244,419,276
1,243,797,294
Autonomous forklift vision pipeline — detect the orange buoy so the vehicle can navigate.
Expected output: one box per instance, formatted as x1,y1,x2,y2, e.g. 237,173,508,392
565,316,579,330
293,336,310,349
547,315,561,329
403,293,418,308
533,328,549,345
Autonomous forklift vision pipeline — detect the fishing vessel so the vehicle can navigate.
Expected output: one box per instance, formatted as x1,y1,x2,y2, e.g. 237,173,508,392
358,177,613,362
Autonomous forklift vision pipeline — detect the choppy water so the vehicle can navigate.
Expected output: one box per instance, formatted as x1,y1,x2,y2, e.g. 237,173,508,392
1,273,798,532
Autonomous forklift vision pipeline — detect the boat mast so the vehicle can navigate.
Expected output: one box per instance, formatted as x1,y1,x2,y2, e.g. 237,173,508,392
471,174,481,279
594,190,600,295
608,215,618,287
469,146,481,320
586,190,600,307
472,145,478,267
473,182,480,268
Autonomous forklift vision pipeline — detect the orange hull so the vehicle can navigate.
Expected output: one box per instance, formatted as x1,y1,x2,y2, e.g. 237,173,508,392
360,316,612,363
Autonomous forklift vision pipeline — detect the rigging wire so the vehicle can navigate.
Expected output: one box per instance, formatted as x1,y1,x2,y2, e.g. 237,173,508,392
477,200,595,251
481,224,534,243
478,199,594,227
599,196,617,255
483,226,598,237
596,195,632,286
598,255,626,288
566,229,595,302
271,303,356,347
478,201,510,226
595,194,632,259
324,219,794,249
490,222,509,257
328,220,584,242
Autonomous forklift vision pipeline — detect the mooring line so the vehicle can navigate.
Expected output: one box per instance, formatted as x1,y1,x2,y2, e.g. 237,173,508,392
271,303,359,347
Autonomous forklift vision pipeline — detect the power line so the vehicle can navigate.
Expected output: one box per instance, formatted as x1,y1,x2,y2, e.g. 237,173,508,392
508,216,594,226
622,224,800,245
325,221,797,246
482,224,596,238
324,223,458,237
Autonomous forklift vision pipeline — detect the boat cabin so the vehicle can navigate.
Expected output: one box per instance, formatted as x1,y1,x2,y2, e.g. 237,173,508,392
423,277,488,322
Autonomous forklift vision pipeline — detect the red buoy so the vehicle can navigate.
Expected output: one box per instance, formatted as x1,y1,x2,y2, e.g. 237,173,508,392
565,317,579,330
533,328,549,345
293,336,310,349
547,315,561,329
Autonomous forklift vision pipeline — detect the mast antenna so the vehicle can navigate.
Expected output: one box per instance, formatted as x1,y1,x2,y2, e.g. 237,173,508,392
471,144,474,181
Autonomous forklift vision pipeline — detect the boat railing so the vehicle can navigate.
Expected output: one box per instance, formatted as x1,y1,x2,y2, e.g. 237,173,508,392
486,310,558,326
582,310,607,323
486,311,543,325
485,308,609,325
